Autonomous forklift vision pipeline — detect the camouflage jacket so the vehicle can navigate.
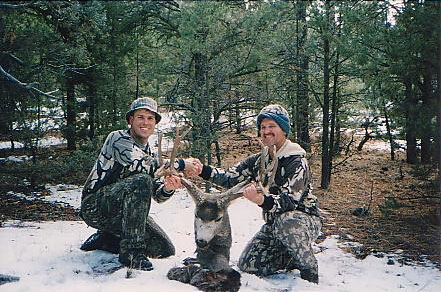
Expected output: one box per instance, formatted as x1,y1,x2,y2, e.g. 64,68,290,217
199,140,319,223
82,130,183,203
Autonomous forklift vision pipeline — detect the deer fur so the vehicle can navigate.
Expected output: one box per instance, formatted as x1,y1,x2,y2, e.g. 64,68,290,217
180,177,249,272
157,127,248,290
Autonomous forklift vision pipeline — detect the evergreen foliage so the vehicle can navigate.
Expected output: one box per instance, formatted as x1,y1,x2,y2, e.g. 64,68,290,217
0,1,439,188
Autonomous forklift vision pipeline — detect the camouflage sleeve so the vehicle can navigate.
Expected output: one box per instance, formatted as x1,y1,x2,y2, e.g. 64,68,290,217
111,132,175,202
111,133,157,174
151,159,186,203
199,153,260,188
262,156,313,222
153,179,175,203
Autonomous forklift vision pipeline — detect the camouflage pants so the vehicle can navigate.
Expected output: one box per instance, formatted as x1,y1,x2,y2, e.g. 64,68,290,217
238,210,321,276
80,173,175,258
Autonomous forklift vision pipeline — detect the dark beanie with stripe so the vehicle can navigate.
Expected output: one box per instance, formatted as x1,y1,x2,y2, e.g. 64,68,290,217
256,104,291,136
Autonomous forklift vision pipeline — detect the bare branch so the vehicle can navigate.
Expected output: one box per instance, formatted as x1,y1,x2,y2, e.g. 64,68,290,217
0,65,60,99
0,1,39,10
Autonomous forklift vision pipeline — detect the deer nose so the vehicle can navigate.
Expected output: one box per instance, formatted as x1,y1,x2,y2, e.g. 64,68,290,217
196,239,208,248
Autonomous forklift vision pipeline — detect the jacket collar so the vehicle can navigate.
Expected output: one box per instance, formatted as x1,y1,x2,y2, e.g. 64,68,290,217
275,140,306,159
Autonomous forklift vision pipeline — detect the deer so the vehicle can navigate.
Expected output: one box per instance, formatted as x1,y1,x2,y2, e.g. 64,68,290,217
156,128,278,291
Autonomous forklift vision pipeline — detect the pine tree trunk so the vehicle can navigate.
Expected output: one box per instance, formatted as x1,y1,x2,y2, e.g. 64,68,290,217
383,102,395,161
88,82,97,140
404,78,418,164
66,81,76,150
321,32,331,189
328,50,339,180
420,68,433,164
296,1,310,152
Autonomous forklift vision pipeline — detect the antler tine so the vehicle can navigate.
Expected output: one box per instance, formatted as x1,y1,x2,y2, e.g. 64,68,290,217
219,178,251,206
180,177,204,203
267,145,278,187
157,131,163,167
169,126,192,171
155,126,191,179
259,141,266,184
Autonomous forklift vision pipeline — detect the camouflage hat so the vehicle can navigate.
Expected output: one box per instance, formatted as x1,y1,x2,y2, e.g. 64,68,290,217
126,96,162,123
256,104,290,135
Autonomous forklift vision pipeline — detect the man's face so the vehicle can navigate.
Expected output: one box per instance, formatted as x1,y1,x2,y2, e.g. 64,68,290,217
260,118,286,150
128,108,156,143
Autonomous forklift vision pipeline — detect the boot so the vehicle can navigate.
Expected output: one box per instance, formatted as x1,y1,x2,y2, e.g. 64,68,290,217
119,249,153,271
300,268,319,284
80,230,120,254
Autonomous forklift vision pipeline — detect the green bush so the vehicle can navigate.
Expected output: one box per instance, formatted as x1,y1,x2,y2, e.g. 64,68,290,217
24,138,103,186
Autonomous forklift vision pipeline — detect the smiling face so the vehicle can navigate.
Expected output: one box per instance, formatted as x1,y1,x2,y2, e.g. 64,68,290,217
128,108,157,144
260,117,287,150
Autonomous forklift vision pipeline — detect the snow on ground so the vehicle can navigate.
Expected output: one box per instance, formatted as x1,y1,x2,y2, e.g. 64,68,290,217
364,139,407,152
0,155,31,163
1,112,439,291
1,187,440,292
0,137,66,150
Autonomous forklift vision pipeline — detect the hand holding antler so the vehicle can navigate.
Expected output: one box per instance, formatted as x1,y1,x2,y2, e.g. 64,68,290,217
183,157,203,177
242,182,264,205
163,174,182,192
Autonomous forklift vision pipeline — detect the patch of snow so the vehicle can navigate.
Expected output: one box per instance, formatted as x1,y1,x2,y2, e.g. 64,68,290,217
0,141,24,150
1,187,440,291
0,155,31,163
44,184,83,209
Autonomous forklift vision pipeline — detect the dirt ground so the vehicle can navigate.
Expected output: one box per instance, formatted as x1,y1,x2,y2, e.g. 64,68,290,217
0,129,440,268
215,129,440,268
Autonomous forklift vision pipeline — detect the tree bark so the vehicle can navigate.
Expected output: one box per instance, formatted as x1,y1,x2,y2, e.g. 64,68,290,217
404,77,418,164
296,1,310,152
320,4,331,189
420,66,433,164
87,82,97,140
66,80,76,150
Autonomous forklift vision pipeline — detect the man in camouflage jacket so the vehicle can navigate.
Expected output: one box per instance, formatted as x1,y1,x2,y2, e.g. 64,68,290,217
197,104,322,283
80,96,200,271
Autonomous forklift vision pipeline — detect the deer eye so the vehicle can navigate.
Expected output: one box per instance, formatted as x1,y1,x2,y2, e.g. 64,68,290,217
215,216,223,222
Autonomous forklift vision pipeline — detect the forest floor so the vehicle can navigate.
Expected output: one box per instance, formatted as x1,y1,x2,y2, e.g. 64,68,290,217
215,129,440,268
0,128,440,269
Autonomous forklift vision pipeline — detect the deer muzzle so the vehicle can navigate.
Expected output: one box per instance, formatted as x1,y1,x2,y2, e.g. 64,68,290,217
196,239,208,248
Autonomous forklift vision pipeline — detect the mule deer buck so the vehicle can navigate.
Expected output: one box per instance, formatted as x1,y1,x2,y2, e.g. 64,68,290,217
155,127,251,291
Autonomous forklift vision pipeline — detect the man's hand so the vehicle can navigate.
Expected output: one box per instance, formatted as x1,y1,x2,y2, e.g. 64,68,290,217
242,182,264,205
163,174,182,192
183,157,203,177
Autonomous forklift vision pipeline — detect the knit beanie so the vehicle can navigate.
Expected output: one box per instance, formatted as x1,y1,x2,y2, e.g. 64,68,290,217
256,104,291,135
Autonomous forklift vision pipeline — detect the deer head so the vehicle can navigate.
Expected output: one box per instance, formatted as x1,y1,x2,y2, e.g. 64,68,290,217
155,127,250,248
180,177,250,248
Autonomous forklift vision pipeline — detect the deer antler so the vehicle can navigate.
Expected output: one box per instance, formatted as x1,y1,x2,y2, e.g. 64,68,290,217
218,178,251,207
154,126,191,178
257,141,278,196
180,177,205,203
